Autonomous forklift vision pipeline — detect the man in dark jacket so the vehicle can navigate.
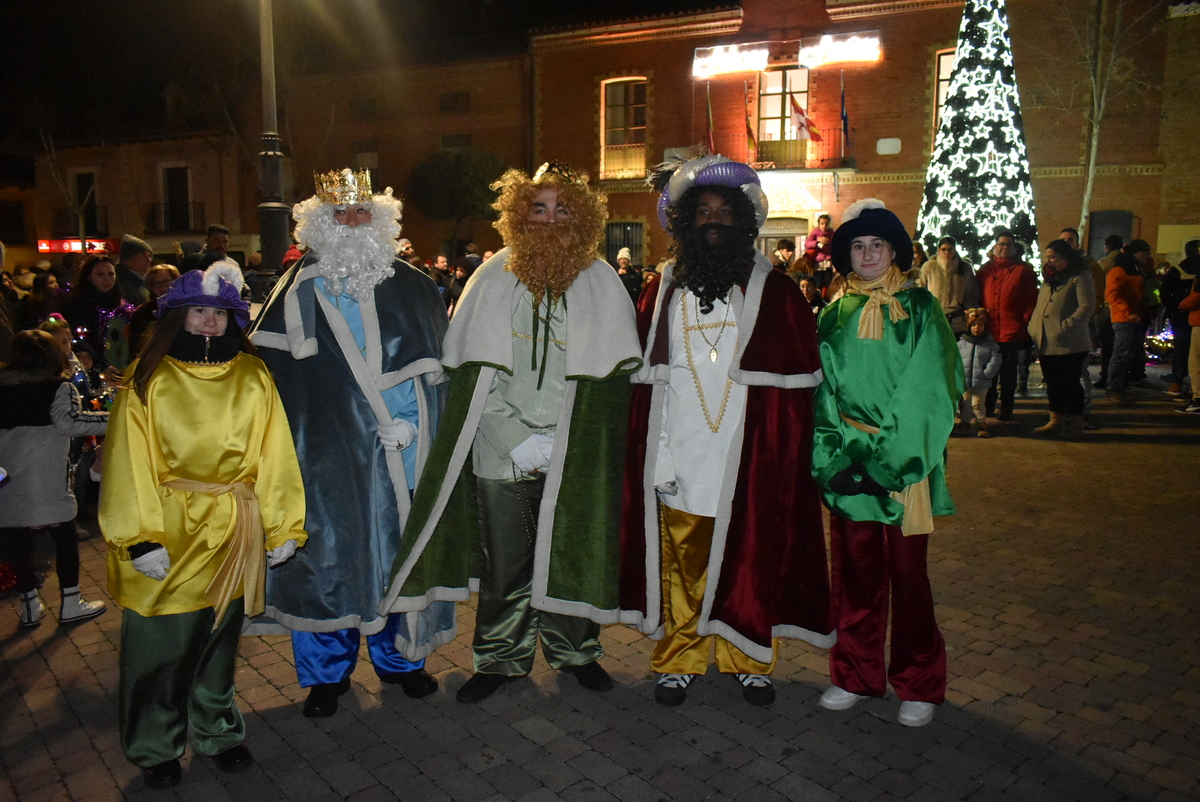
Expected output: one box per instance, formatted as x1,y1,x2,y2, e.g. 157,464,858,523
115,234,153,305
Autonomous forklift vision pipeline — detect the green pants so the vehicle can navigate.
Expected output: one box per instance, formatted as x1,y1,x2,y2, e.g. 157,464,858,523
474,475,601,675
118,598,245,767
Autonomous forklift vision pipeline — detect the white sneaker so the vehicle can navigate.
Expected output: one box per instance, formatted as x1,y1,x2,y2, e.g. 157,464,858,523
819,684,865,710
897,700,937,727
59,587,106,624
19,591,45,628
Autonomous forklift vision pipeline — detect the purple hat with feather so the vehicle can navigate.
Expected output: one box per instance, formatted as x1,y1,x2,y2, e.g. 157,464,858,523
651,154,769,231
159,259,251,328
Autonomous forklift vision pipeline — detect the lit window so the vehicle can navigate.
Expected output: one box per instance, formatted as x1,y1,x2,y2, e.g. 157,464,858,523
757,68,810,165
933,49,956,144
605,221,644,266
600,77,647,180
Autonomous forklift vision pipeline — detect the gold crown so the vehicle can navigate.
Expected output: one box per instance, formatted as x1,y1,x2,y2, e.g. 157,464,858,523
532,161,584,185
314,168,374,205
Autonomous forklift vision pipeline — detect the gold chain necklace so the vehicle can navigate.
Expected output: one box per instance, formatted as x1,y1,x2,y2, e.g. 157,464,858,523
681,292,734,433
692,294,732,362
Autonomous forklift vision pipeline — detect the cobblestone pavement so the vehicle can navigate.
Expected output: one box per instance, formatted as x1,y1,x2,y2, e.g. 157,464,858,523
3,371,1199,802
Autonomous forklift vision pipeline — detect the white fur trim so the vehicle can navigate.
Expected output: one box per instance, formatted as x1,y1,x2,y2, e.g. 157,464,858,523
840,198,886,224
202,258,245,295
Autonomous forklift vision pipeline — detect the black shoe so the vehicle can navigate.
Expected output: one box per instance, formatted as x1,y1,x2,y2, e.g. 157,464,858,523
143,759,181,790
562,661,613,692
303,678,351,718
654,673,693,706
735,673,776,706
1017,383,1028,395
997,408,1013,422
379,667,438,698
456,672,510,703
212,743,254,774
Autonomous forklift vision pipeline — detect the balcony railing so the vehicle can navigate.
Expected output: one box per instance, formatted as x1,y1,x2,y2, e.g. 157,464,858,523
713,127,851,171
144,202,206,235
52,207,108,238
600,143,647,180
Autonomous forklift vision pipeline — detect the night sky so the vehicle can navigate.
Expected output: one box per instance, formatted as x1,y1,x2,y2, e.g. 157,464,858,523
2,0,729,151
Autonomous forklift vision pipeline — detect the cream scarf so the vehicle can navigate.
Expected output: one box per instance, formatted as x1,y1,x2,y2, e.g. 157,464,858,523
846,265,909,340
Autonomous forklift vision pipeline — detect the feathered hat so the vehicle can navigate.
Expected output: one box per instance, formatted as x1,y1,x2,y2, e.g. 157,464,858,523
158,259,250,328
647,154,769,231
830,198,913,276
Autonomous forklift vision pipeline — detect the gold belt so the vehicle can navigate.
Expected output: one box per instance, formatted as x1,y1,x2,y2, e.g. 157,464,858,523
837,412,934,536
161,477,265,628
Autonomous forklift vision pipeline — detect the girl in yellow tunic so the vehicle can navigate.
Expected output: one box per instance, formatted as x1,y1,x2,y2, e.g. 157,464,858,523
99,260,306,790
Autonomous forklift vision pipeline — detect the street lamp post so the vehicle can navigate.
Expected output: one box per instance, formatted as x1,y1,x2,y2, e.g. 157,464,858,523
258,0,290,276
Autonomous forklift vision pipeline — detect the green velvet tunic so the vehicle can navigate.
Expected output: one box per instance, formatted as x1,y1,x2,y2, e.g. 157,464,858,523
811,286,964,525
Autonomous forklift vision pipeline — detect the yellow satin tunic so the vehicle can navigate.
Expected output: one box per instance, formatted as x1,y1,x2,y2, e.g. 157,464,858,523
100,354,307,617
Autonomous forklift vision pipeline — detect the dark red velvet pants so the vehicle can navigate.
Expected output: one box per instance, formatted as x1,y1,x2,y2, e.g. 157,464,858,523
828,516,946,703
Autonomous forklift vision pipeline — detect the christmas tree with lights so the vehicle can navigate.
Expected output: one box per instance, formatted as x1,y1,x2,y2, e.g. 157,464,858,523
916,0,1038,267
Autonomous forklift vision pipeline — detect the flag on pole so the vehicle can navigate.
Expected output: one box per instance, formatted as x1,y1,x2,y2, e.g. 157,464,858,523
706,82,716,154
841,83,850,148
744,81,757,158
789,94,823,142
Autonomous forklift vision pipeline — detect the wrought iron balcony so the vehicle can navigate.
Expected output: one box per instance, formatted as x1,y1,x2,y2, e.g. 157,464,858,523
51,207,108,238
144,202,206,235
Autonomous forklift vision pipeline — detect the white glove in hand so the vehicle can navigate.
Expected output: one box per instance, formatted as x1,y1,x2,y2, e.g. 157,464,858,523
533,432,555,463
510,434,551,474
377,418,418,451
132,547,171,581
267,539,298,568
656,481,679,496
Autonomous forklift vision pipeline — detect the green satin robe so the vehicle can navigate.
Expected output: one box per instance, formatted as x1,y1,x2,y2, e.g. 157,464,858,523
812,287,964,525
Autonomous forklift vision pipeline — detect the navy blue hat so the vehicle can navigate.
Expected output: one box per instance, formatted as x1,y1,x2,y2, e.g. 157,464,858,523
831,199,913,276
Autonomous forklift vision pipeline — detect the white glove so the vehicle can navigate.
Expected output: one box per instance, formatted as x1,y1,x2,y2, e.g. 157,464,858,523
132,547,171,581
377,418,418,451
656,481,679,496
509,434,551,475
267,539,298,568
533,432,555,463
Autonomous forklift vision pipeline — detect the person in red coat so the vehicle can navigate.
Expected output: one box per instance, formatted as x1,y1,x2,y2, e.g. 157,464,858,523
621,156,832,708
976,231,1038,420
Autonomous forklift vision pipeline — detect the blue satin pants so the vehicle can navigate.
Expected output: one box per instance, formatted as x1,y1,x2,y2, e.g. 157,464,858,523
292,613,425,687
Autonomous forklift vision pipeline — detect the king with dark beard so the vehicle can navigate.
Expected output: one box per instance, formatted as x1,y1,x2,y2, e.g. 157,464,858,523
379,162,643,703
621,155,833,708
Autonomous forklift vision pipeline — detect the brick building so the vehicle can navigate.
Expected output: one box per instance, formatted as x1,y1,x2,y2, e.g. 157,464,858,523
531,0,1199,266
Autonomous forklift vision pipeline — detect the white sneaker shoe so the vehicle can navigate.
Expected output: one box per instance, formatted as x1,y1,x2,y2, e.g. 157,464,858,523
19,591,45,628
819,684,865,711
897,700,936,727
59,587,106,624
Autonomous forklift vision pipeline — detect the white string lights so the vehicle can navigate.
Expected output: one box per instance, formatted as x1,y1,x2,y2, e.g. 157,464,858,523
916,0,1039,267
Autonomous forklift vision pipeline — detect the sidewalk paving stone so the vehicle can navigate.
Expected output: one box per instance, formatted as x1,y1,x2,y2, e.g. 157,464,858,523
3,378,1200,799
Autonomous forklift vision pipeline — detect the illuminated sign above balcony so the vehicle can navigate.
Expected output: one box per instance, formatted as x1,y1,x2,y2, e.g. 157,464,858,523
797,32,882,69
692,43,770,79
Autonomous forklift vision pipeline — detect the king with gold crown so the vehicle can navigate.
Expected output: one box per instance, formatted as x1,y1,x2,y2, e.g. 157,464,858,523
248,169,455,717
378,161,643,702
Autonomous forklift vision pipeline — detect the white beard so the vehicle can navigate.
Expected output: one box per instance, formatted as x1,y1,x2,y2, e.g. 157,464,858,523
312,224,397,300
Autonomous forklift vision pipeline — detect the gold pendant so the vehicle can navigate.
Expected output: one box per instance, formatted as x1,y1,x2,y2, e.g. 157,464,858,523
709,347,718,363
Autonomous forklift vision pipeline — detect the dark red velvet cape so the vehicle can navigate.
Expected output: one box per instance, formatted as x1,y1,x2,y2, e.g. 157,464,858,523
620,268,833,654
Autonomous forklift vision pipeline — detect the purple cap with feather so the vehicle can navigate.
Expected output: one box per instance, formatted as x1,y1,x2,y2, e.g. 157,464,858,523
653,154,769,230
158,258,251,328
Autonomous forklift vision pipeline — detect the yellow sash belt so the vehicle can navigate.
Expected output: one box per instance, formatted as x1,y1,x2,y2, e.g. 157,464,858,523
837,412,934,536
161,477,265,628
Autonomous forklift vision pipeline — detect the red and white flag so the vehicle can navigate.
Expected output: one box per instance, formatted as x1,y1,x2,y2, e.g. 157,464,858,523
790,95,823,142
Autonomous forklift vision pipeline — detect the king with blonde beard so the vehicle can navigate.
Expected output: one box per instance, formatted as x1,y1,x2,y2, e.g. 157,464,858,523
378,162,643,703
249,169,455,718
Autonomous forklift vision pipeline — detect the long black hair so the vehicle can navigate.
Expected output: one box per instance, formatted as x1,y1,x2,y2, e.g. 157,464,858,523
666,184,758,314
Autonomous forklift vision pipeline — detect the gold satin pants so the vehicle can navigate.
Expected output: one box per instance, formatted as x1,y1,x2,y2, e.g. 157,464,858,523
651,503,776,675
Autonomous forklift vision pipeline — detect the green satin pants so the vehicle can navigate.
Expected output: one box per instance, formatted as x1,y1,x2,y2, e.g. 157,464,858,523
474,475,601,675
118,598,245,767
